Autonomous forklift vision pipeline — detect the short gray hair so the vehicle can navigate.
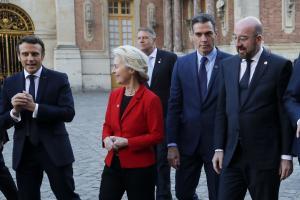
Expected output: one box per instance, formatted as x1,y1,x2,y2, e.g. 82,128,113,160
137,27,156,39
113,45,149,83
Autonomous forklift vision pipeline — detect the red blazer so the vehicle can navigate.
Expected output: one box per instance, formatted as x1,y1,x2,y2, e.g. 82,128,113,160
102,85,164,168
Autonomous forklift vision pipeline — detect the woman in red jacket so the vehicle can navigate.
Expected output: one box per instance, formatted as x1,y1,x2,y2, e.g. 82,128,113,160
99,45,164,200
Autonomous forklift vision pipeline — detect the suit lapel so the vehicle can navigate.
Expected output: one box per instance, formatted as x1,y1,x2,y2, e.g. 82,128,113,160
36,67,48,103
241,49,269,107
231,56,241,108
121,85,145,121
150,49,162,88
190,52,202,100
206,50,222,99
17,72,25,93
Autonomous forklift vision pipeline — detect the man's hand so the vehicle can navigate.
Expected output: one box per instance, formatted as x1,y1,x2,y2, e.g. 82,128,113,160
279,159,293,181
11,93,27,113
110,136,128,149
296,124,300,138
22,91,36,112
103,137,114,151
167,147,180,169
212,151,224,174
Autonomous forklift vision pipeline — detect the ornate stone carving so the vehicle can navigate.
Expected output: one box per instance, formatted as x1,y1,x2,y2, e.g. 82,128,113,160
282,0,295,33
84,0,94,41
216,0,228,36
147,3,156,29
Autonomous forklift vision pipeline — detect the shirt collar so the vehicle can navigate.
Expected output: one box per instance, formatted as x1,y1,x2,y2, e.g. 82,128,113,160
24,66,43,79
197,47,217,63
242,46,263,63
149,48,157,59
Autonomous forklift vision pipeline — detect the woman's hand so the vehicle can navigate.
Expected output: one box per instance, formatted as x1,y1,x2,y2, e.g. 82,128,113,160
110,136,128,149
103,137,114,151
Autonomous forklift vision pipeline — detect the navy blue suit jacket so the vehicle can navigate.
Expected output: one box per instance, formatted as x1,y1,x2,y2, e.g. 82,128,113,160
215,49,294,169
0,86,9,148
284,54,300,157
167,49,231,159
0,67,75,170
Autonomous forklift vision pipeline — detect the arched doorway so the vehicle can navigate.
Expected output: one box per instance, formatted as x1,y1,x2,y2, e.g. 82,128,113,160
0,3,34,83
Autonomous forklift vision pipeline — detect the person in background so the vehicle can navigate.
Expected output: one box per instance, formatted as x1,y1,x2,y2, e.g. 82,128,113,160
99,45,164,200
137,27,177,200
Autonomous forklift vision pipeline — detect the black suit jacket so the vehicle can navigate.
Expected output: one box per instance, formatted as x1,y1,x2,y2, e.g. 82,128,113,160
284,54,300,157
214,49,294,169
0,67,75,170
0,85,9,150
149,49,177,118
167,49,231,158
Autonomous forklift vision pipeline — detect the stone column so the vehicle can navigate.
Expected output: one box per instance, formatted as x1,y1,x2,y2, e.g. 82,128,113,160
206,0,215,16
164,0,173,51
173,0,183,52
54,0,82,91
193,0,200,16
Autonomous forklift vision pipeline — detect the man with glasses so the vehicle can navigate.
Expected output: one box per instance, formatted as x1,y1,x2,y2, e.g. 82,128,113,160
212,16,293,200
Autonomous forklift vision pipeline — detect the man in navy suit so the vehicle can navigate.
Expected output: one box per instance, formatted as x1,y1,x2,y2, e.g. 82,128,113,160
0,85,18,200
212,17,293,200
137,27,177,200
0,35,80,200
284,54,300,163
166,14,231,200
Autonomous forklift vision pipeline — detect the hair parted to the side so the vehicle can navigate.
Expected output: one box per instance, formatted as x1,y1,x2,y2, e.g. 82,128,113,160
113,45,149,83
191,13,216,32
16,35,45,56
137,27,156,39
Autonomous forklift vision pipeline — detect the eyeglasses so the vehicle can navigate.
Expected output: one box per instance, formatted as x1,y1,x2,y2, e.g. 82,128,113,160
233,34,258,42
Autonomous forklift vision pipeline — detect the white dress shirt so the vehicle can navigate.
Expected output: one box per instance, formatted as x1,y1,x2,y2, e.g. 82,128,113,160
147,48,157,86
239,46,263,83
10,66,42,121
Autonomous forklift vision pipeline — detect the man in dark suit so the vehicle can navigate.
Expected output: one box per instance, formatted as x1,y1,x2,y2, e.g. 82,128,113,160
166,14,231,200
212,17,293,200
0,85,18,200
0,35,80,199
137,27,177,200
284,54,300,163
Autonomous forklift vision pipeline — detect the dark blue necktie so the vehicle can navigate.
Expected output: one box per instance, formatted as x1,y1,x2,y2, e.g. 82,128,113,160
28,74,35,100
239,59,253,105
199,56,208,102
27,74,39,145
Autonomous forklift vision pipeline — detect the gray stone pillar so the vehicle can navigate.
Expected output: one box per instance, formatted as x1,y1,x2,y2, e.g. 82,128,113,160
173,0,183,52
194,0,200,16
164,0,173,51
54,0,82,91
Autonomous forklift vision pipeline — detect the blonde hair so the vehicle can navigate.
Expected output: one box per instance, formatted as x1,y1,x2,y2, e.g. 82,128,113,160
113,45,149,83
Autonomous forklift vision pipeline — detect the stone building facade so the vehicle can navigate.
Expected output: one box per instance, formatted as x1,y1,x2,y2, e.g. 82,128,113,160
0,0,299,91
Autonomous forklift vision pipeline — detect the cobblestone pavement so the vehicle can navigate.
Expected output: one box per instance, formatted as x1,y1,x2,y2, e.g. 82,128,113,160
1,91,300,200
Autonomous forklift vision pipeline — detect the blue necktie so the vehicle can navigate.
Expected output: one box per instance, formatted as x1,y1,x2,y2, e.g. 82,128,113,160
27,74,39,145
28,75,35,100
239,59,253,105
199,56,208,102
